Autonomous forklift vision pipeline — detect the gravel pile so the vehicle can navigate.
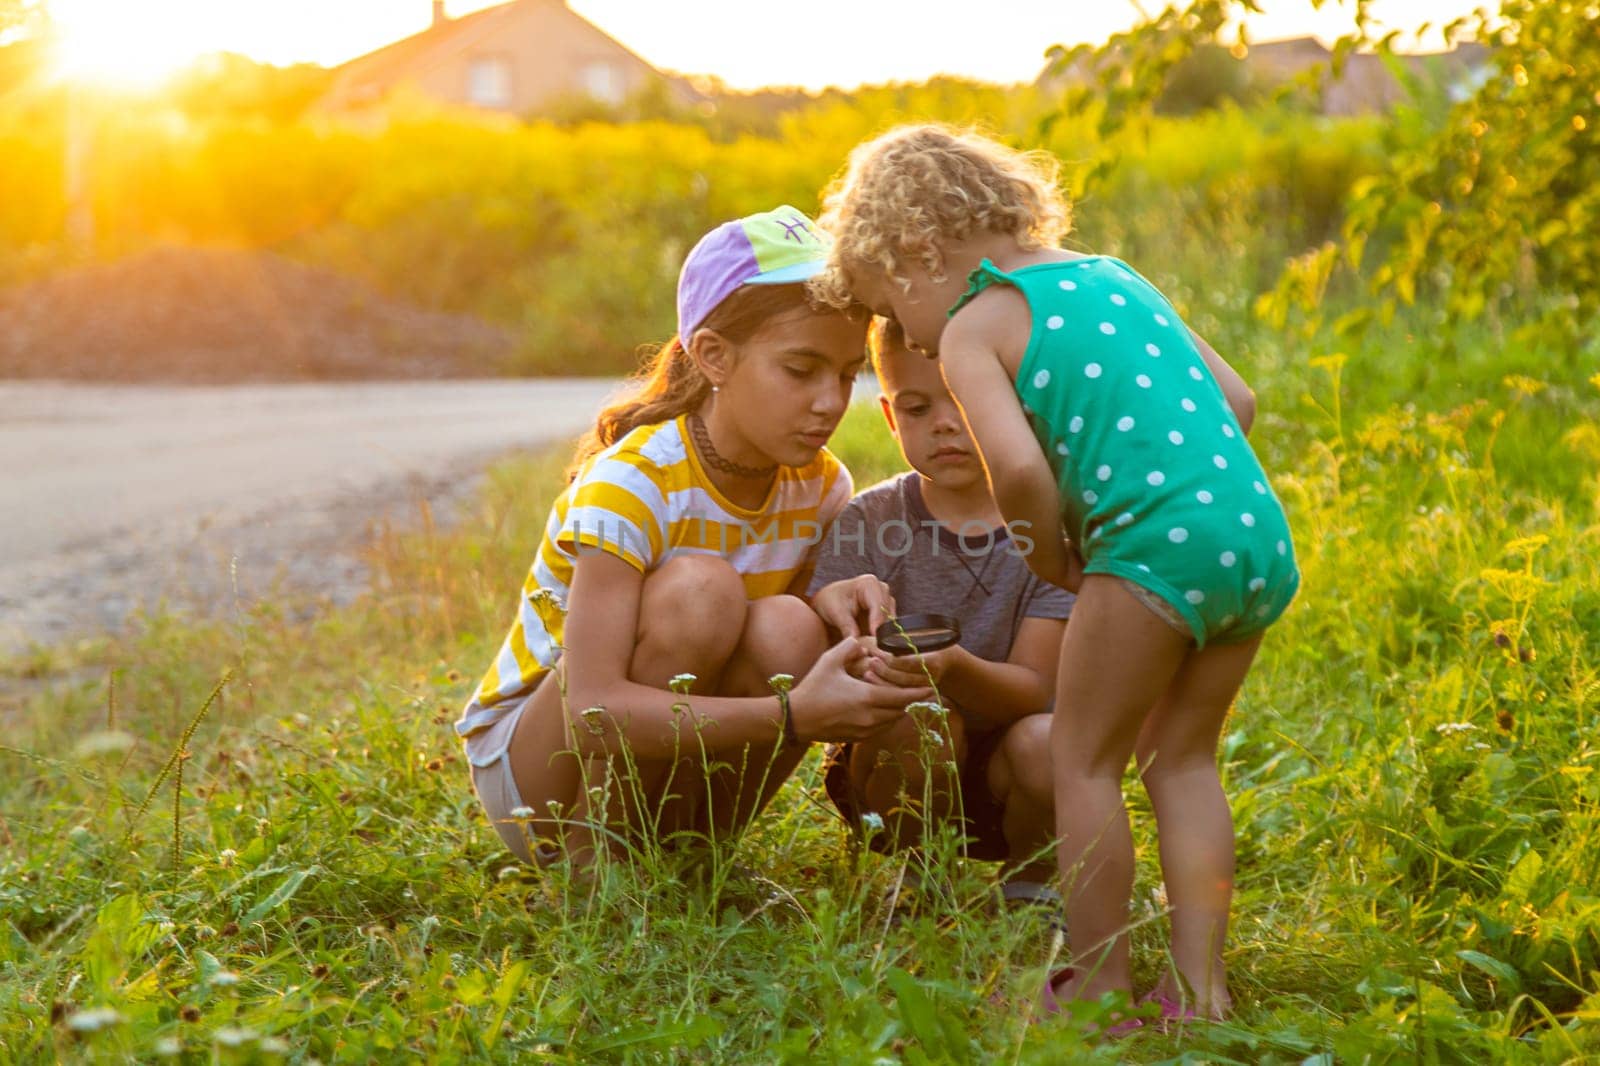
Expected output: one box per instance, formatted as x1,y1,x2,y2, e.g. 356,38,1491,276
0,245,517,381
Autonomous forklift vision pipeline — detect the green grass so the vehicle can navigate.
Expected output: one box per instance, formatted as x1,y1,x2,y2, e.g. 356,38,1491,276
3,326,1599,1063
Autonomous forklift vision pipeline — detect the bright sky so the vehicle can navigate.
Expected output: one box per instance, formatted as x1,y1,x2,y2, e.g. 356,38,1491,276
47,0,1483,91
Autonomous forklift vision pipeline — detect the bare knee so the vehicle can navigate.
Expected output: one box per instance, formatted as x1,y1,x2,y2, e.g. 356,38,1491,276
1052,702,1136,779
859,710,966,798
636,555,746,664
1137,734,1224,810
642,555,746,617
739,594,828,678
1135,716,1223,782
995,714,1054,809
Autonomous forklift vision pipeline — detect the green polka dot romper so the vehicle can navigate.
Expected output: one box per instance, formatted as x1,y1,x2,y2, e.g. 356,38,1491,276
953,257,1300,646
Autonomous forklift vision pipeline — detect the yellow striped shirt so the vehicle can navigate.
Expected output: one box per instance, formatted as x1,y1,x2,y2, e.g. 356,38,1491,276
456,414,852,738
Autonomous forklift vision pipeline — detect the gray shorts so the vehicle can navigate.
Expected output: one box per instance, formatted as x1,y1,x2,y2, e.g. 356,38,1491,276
465,692,559,867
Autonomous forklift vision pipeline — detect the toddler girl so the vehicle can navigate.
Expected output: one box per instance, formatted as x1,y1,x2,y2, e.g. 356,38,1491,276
815,126,1299,1022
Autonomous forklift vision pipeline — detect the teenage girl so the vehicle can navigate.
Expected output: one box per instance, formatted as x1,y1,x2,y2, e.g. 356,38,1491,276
459,206,931,868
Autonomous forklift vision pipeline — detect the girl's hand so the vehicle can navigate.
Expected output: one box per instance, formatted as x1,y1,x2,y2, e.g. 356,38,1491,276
788,637,932,742
1060,538,1086,593
867,643,965,688
811,576,896,639
1035,536,1086,592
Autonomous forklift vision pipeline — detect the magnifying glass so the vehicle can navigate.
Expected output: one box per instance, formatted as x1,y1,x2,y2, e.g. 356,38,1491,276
875,613,962,656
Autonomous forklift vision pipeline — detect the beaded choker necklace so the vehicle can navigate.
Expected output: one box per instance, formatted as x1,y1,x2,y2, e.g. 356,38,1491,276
688,413,777,479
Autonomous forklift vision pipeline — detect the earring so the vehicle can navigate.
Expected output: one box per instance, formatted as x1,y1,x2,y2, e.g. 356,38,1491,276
712,385,720,393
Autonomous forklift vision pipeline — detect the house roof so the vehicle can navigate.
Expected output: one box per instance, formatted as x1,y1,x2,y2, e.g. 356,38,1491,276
318,0,696,112
320,3,513,109
1248,36,1333,56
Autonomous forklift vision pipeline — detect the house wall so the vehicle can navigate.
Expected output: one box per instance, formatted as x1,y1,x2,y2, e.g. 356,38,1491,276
1038,37,1492,119
1250,38,1490,117
411,0,660,113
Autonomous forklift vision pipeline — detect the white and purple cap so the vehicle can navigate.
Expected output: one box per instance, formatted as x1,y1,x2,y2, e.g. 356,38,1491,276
676,205,831,339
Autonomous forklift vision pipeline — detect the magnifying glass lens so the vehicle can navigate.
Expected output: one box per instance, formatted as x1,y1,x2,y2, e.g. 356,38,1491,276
874,613,961,655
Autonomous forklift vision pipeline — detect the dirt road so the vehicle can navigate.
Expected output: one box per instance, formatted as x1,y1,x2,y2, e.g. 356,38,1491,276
0,379,619,656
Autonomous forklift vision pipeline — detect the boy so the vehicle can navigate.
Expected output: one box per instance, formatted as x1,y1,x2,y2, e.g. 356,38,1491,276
809,318,1072,898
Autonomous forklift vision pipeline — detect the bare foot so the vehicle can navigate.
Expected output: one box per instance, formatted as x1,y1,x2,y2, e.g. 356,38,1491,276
1038,968,1143,1035
1043,966,1132,1011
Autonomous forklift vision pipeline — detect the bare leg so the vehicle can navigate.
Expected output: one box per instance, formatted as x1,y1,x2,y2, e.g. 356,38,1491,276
847,707,968,850
1136,635,1262,1020
1050,575,1190,1003
985,713,1057,884
700,594,829,836
505,555,747,866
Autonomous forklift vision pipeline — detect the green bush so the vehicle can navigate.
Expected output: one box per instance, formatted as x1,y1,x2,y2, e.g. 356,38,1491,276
0,84,1399,375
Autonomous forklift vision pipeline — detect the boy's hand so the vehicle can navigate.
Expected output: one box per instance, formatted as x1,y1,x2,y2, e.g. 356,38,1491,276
812,575,896,640
868,643,966,688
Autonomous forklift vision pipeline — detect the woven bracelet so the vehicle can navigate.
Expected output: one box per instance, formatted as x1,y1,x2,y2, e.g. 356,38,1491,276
777,690,800,747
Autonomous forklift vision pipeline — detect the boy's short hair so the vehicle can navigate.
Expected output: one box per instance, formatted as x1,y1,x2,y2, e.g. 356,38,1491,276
868,316,908,381
811,123,1072,310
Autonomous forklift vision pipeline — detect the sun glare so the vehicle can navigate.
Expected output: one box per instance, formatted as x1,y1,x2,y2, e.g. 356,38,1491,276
49,0,209,89
34,0,1486,95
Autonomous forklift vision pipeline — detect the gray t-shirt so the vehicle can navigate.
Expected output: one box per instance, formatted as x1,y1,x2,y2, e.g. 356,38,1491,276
808,472,1074,663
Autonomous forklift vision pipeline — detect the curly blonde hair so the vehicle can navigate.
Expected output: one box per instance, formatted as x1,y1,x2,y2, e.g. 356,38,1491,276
811,124,1071,309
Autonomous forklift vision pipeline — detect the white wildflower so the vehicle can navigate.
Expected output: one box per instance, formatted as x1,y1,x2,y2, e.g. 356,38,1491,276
154,1036,182,1056
904,701,947,717
508,806,536,820
66,1007,125,1032
213,1026,257,1047
218,849,237,868
861,812,885,833
669,673,699,695
208,971,241,988
767,673,796,694
1435,722,1478,736
258,1036,291,1054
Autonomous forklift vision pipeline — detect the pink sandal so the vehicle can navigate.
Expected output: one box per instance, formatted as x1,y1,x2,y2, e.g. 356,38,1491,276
1139,985,1203,1030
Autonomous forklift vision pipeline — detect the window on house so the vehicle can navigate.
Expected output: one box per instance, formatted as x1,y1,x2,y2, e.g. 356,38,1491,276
580,61,624,105
467,56,512,108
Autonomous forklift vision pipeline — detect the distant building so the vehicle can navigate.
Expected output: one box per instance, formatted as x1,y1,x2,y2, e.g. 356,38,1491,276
1247,37,1491,115
315,0,697,121
1040,35,1493,117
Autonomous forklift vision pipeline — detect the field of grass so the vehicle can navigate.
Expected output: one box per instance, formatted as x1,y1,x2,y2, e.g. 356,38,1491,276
3,312,1599,1062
